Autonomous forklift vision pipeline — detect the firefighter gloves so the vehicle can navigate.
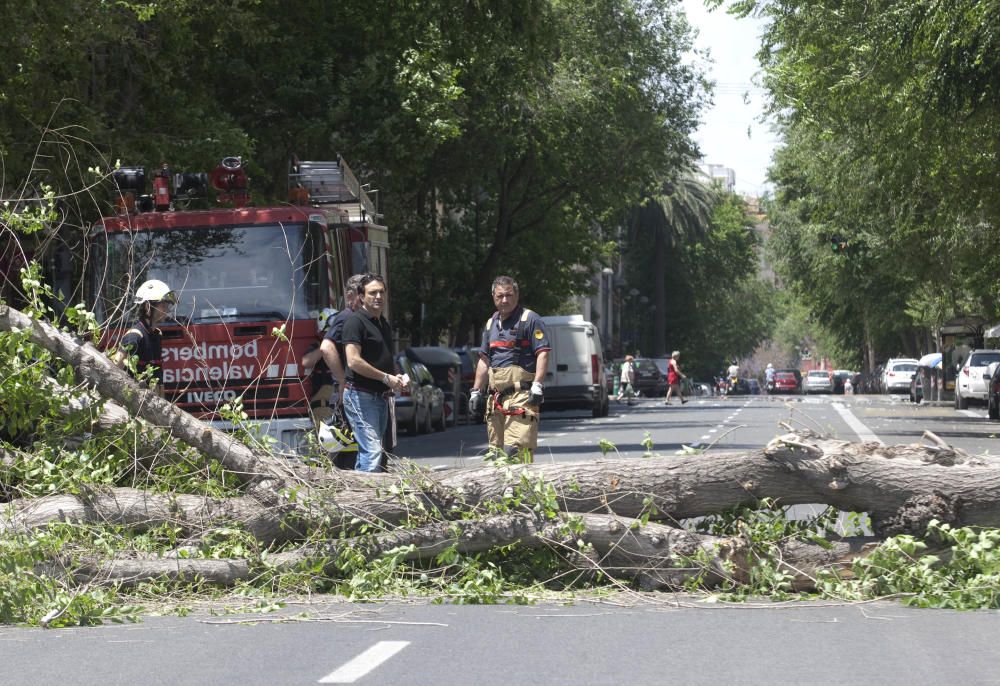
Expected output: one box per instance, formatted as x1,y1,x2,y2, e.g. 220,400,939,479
529,381,544,406
469,389,484,415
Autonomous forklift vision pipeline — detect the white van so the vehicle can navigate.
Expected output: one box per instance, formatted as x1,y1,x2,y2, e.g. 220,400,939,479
540,315,609,417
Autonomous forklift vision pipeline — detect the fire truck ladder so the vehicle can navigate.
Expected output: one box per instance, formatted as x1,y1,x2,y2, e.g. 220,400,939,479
289,155,380,222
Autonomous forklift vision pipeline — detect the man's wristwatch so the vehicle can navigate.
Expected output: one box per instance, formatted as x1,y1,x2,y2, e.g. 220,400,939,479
382,373,390,385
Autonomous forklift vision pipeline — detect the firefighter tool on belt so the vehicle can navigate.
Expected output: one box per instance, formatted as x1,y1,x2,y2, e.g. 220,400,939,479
469,276,550,462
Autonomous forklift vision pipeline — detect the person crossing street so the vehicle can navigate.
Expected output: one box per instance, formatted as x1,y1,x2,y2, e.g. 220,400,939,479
617,355,637,405
664,350,688,405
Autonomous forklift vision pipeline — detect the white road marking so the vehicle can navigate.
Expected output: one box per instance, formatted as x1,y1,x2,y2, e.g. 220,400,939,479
959,409,987,419
319,641,410,684
708,429,717,433
700,435,712,440
831,403,882,445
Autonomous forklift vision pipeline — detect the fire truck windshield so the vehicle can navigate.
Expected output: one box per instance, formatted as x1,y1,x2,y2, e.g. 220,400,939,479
95,222,326,326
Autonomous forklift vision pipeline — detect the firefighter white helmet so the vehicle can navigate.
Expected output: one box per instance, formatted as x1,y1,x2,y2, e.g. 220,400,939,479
134,279,177,305
316,307,338,332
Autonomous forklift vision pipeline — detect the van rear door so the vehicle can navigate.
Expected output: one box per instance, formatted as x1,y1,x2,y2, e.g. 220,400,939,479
547,322,592,388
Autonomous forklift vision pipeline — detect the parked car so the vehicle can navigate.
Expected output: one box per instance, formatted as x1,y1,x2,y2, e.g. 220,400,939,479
394,355,436,435
405,346,461,426
686,379,712,396
987,363,1000,419
882,358,919,394
415,360,447,431
613,357,666,397
832,370,854,394
454,346,484,423
776,368,802,391
452,346,477,394
869,365,886,394
651,357,670,379
804,369,834,394
725,376,752,395
632,357,667,397
955,349,1000,409
771,371,800,394
747,378,761,395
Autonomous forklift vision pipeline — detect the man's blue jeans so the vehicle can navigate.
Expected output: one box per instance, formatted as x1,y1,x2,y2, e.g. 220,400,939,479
343,388,388,472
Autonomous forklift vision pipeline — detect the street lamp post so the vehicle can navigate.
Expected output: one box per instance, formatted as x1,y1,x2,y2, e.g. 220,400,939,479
601,267,614,348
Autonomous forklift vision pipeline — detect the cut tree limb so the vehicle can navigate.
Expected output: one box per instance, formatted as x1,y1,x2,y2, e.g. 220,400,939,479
68,512,881,593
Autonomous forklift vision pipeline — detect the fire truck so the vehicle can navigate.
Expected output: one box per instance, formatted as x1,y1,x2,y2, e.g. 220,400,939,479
89,156,388,453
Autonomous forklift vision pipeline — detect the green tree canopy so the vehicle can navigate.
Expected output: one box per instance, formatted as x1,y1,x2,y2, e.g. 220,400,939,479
1,0,709,345
717,0,1000,365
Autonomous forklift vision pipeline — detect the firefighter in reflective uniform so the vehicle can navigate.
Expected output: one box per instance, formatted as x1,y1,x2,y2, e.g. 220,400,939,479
112,279,176,396
469,276,550,462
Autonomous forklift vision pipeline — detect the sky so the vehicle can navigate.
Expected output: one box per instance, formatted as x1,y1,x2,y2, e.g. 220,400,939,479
682,0,780,196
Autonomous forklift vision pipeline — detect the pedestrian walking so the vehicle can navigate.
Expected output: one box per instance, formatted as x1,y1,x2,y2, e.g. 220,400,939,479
469,276,551,462
341,273,404,472
113,279,176,396
617,355,637,404
664,350,688,405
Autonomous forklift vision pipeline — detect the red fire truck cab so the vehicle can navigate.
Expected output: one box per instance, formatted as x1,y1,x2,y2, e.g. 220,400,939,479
90,156,388,453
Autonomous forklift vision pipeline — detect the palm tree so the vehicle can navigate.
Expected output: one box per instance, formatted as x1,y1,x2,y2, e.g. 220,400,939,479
627,166,717,356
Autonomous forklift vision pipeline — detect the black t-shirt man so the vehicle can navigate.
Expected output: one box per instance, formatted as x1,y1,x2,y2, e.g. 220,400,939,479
323,307,354,366
341,309,395,393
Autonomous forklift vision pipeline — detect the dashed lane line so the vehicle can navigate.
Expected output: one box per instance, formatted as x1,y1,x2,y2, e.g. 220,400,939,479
831,403,882,445
318,641,410,684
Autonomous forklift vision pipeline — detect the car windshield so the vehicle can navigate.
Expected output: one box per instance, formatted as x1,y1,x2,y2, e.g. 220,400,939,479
93,222,327,325
969,353,1000,367
807,371,828,378
891,363,918,372
776,372,795,380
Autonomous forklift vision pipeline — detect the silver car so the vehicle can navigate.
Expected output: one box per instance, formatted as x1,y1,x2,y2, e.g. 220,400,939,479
882,358,919,393
955,349,1000,409
804,370,833,394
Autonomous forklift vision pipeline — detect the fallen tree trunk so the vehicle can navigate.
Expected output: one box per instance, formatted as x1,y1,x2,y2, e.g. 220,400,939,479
7,429,1000,546
425,430,1000,534
5,301,1000,599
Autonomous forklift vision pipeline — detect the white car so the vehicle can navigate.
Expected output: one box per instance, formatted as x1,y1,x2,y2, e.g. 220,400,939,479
804,370,833,394
954,349,1000,409
882,358,919,393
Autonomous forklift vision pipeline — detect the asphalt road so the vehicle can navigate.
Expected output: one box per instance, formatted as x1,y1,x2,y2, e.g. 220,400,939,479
5,600,1000,685
6,392,1000,685
394,392,1000,470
